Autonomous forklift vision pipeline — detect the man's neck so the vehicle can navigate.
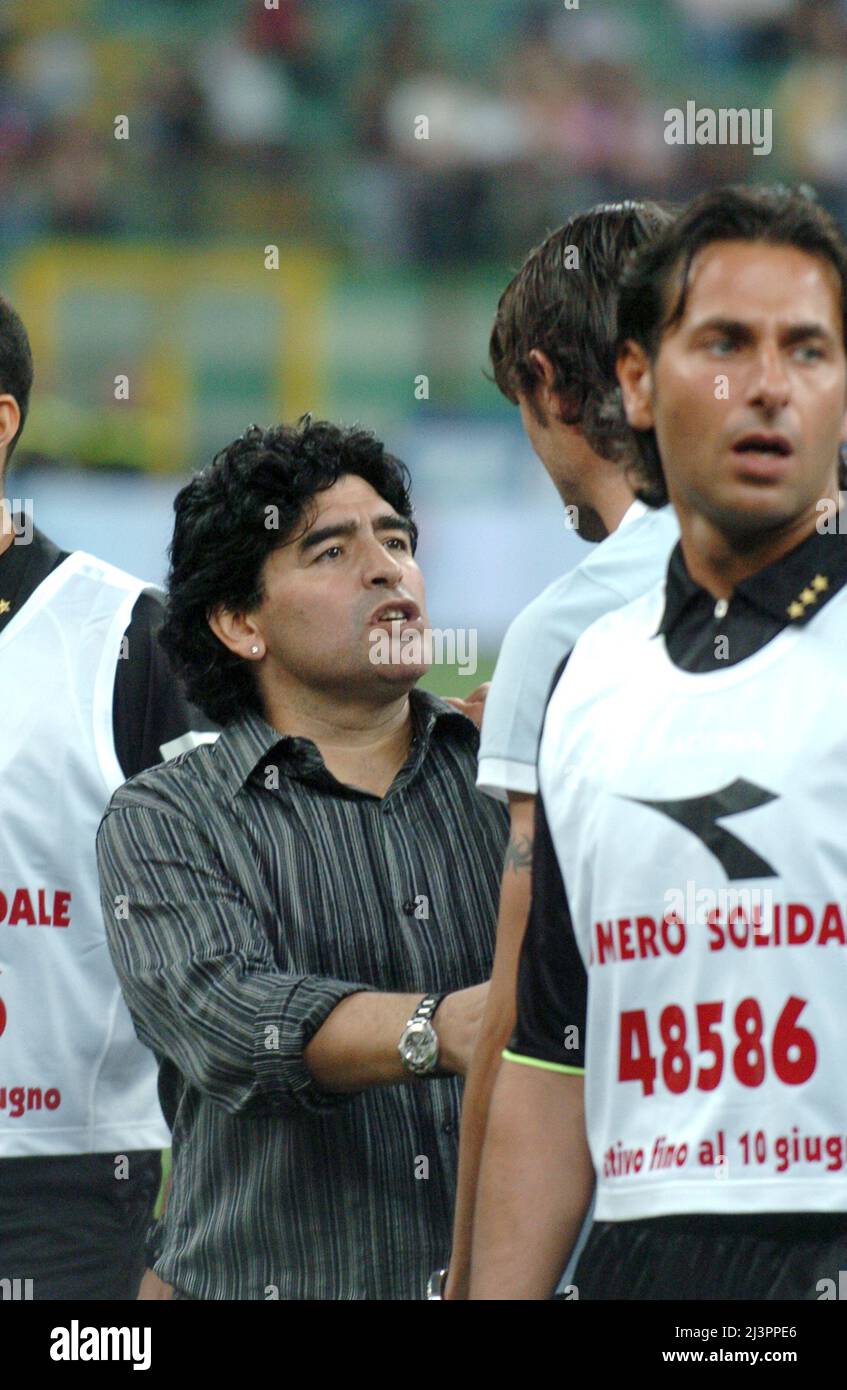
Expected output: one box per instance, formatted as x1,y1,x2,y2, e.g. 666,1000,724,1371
676,499,832,600
261,681,415,797
584,469,637,539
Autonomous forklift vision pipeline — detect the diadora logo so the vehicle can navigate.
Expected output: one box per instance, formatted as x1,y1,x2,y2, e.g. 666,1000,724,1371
622,778,779,880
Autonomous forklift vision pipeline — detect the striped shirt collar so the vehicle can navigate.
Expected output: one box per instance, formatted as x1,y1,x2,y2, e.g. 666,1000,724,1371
212,686,477,799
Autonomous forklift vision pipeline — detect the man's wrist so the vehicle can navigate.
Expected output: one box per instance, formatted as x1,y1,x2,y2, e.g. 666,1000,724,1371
430,991,458,1074
398,993,450,1077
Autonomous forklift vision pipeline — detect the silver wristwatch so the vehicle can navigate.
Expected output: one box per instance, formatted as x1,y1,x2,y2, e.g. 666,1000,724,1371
398,993,446,1076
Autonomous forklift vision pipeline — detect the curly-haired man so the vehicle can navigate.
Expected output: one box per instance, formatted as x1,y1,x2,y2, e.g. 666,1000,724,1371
96,417,507,1300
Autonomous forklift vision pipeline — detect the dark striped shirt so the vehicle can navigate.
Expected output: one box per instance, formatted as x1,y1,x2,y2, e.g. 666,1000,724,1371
96,690,507,1300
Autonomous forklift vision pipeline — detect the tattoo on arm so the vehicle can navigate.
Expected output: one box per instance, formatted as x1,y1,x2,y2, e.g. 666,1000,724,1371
503,833,533,873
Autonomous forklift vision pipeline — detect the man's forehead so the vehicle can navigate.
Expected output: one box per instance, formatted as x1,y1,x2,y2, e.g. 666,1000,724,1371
266,473,404,566
675,240,843,329
310,473,386,516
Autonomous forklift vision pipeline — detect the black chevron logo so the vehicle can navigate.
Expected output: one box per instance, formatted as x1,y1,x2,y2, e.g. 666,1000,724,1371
622,777,778,880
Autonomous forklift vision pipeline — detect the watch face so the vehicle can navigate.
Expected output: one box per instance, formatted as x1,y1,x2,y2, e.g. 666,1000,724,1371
400,1020,439,1073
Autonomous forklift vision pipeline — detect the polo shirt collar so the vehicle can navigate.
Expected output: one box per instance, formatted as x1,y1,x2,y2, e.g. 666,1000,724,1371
658,522,847,637
213,686,476,798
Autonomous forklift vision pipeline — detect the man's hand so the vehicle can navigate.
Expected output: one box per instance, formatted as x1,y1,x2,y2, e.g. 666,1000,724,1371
137,1268,174,1300
435,982,489,1076
444,682,490,730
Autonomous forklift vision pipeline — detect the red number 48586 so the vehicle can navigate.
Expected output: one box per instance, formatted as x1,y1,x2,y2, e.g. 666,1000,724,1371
618,996,816,1096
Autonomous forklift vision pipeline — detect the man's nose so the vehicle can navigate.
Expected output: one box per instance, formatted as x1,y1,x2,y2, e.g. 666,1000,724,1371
363,537,404,586
746,344,791,413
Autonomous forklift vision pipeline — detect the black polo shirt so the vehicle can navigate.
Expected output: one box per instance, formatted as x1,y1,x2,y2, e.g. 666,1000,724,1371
657,522,847,672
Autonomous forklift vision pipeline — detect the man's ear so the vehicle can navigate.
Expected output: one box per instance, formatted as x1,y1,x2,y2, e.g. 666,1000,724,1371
617,340,655,431
527,348,556,395
0,395,20,459
528,348,574,424
208,606,265,662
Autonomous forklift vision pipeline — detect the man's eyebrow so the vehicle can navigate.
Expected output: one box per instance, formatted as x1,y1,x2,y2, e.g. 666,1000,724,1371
690,316,836,343
298,520,358,554
780,322,836,345
297,514,414,554
689,317,752,338
372,513,414,537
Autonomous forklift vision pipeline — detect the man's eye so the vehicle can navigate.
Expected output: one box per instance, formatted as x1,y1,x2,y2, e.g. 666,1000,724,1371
385,536,409,551
794,344,824,362
707,337,736,355
317,545,343,562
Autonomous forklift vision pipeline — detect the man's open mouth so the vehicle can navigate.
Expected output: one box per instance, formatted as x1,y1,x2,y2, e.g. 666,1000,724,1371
732,433,793,457
369,600,420,625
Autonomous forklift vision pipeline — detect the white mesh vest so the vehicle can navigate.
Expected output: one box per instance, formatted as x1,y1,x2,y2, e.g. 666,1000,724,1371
540,579,847,1220
0,550,169,1155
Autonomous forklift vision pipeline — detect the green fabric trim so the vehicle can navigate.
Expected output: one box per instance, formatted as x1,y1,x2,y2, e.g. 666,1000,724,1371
501,1048,585,1076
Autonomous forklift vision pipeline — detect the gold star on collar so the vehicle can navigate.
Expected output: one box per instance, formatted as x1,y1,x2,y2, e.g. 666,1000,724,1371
0,599,10,615
787,573,831,621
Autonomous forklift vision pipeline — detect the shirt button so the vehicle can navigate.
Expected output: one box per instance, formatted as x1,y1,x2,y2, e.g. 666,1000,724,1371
442,1121,456,1135
714,598,729,620
402,899,416,915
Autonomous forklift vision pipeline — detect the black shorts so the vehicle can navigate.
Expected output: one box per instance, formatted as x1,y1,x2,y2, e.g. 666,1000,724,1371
573,1212,847,1300
0,1149,161,1300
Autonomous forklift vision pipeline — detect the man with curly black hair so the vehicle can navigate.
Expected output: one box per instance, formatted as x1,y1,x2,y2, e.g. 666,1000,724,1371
96,416,507,1300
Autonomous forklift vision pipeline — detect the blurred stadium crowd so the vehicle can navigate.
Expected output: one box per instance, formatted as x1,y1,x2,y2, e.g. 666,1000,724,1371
2,0,847,265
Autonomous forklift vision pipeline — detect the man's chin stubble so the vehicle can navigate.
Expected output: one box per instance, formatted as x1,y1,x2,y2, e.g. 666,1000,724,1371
691,487,813,550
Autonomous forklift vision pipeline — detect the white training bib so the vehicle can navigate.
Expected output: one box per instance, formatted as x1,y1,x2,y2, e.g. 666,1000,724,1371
0,551,169,1155
540,580,847,1219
